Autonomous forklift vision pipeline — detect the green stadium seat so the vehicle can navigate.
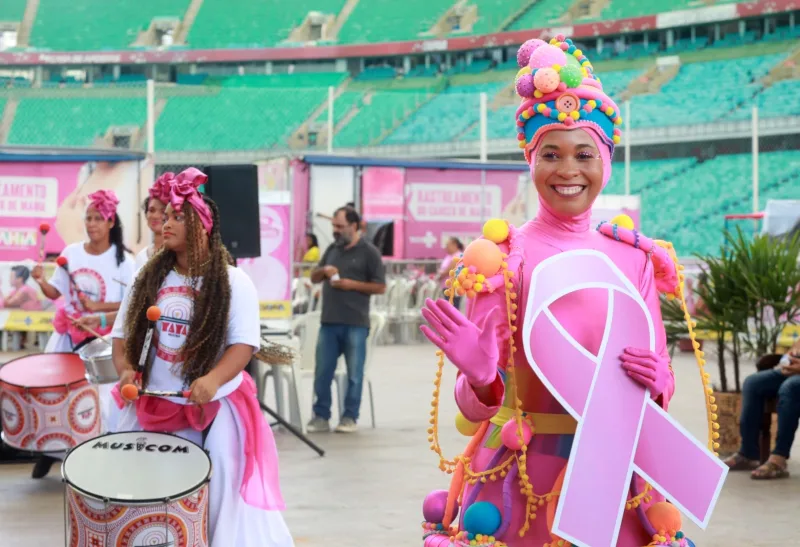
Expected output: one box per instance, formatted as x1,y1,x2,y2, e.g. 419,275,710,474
0,0,26,22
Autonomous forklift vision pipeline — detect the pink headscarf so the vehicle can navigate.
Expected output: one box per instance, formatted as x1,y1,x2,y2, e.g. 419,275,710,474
149,172,174,204
87,190,119,221
166,167,214,234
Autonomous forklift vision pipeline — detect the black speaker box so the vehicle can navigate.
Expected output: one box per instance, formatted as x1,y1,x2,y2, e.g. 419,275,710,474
201,164,261,260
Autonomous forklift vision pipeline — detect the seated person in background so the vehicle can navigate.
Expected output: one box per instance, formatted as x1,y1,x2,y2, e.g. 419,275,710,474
1,266,43,310
724,338,800,479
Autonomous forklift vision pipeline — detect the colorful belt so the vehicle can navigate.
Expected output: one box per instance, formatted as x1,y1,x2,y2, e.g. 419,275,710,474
485,406,577,449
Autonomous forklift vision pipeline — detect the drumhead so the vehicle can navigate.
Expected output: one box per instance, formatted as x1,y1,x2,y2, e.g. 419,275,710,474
62,432,211,504
0,353,86,388
78,338,112,360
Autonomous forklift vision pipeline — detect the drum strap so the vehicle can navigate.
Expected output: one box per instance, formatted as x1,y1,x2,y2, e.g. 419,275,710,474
72,336,96,353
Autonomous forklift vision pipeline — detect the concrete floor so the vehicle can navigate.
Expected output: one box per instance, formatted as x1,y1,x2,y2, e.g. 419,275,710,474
0,344,796,546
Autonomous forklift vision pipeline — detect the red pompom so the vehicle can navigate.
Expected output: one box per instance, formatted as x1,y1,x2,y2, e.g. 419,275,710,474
56,256,68,267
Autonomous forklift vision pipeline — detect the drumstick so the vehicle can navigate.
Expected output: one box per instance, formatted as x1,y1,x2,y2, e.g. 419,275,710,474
120,384,190,400
113,278,128,287
69,317,111,345
137,306,162,373
56,256,85,311
38,223,50,264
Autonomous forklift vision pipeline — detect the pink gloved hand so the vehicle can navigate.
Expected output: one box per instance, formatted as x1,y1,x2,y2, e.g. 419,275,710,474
420,298,499,387
620,347,670,397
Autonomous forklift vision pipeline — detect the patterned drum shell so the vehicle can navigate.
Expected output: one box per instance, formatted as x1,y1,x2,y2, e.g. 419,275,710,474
0,353,101,453
62,431,211,547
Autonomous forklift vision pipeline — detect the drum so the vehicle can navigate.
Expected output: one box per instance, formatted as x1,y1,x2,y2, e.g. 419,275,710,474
63,431,211,547
0,353,101,453
79,339,118,384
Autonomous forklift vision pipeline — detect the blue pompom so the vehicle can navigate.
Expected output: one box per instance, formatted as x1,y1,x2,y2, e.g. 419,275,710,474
462,501,502,536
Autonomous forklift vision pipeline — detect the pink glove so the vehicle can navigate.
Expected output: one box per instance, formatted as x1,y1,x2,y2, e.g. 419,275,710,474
620,347,670,397
420,298,499,387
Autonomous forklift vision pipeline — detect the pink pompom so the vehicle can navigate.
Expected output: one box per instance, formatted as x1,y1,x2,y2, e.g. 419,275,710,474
557,82,567,92
563,117,575,126
543,107,552,117
501,419,532,450
517,39,546,68
534,67,560,94
423,490,459,523
528,44,567,71
515,73,535,98
560,42,569,51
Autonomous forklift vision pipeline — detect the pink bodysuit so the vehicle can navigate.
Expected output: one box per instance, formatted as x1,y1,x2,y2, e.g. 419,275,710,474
446,199,674,546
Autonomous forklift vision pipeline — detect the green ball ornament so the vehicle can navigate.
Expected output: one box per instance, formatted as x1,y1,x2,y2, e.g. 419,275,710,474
565,54,581,69
560,64,583,88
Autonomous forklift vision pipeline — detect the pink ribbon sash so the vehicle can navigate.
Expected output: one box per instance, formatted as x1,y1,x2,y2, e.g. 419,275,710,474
522,250,727,547
110,372,284,511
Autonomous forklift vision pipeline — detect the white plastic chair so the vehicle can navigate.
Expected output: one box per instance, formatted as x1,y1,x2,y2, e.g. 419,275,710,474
259,333,307,433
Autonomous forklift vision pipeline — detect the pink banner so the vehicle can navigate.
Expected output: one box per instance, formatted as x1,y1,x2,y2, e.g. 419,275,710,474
362,166,405,258
403,169,521,259
0,161,143,262
523,250,727,546
237,203,292,319
291,160,310,262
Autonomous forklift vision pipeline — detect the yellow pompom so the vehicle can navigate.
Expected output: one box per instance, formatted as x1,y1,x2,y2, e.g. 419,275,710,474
474,282,483,292
521,110,531,119
516,66,532,78
557,112,567,122
475,274,485,282
518,141,526,149
534,90,544,98
552,64,561,72
482,218,509,243
570,110,580,120
536,103,546,113
455,413,480,435
610,214,634,230
574,49,583,57
588,100,597,108
605,107,614,116
613,135,621,144
614,117,623,125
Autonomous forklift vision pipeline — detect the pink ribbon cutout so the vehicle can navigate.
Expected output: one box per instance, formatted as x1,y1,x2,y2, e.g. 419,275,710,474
167,167,213,235
522,250,727,547
87,189,119,221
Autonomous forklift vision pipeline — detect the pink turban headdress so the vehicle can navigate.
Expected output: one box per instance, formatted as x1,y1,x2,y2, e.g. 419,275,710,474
87,190,120,221
164,167,213,235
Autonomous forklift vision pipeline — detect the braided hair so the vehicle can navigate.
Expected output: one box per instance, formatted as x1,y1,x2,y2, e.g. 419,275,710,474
123,195,234,387
109,213,132,267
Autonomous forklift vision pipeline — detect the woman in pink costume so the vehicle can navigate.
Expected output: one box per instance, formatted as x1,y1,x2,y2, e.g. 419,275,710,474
418,36,710,547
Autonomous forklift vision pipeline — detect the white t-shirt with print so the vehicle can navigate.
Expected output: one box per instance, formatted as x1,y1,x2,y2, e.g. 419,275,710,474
134,245,154,270
112,265,261,404
49,242,135,313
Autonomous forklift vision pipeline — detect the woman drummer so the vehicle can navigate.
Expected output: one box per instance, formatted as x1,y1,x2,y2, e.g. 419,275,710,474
110,167,293,546
134,173,172,270
33,189,135,352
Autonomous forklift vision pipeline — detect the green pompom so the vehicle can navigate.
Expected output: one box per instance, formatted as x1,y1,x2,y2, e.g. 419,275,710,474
565,54,581,69
560,64,583,88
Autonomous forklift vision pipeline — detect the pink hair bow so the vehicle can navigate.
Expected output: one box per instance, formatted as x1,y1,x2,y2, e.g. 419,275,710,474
149,172,175,204
168,167,213,234
87,189,120,221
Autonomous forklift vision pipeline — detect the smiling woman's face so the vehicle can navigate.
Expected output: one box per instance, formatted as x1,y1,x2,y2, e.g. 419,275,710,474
531,129,605,217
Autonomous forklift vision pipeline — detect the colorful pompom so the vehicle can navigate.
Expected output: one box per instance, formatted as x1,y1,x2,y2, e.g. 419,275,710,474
462,239,504,277
528,44,567,71
423,490,459,523
500,419,533,450
534,67,560,94
515,72,535,98
517,39,546,68
482,218,509,243
559,64,583,88
463,502,502,536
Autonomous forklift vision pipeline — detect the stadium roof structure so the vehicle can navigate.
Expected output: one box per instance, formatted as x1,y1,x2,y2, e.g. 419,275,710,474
0,145,146,163
301,154,527,171
0,0,792,66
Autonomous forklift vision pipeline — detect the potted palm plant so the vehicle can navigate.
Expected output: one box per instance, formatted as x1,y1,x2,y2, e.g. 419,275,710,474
693,228,800,455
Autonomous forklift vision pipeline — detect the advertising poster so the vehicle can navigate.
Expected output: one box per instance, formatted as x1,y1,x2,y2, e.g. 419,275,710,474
0,260,58,332
237,197,292,320
361,166,405,258
403,168,521,259
0,160,145,262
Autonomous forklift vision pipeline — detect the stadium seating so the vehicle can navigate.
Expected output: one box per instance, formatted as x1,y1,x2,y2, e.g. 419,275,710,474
337,0,450,45
7,97,145,147
189,0,346,49
31,0,190,51
334,90,433,148
0,0,26,22
509,0,571,30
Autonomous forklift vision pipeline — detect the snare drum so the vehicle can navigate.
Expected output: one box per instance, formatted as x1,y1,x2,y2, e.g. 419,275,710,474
0,353,101,453
79,339,118,384
63,431,211,547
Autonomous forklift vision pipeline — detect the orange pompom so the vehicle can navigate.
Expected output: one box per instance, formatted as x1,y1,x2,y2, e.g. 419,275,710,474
146,306,162,322
461,239,504,277
121,384,139,401
645,502,682,534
